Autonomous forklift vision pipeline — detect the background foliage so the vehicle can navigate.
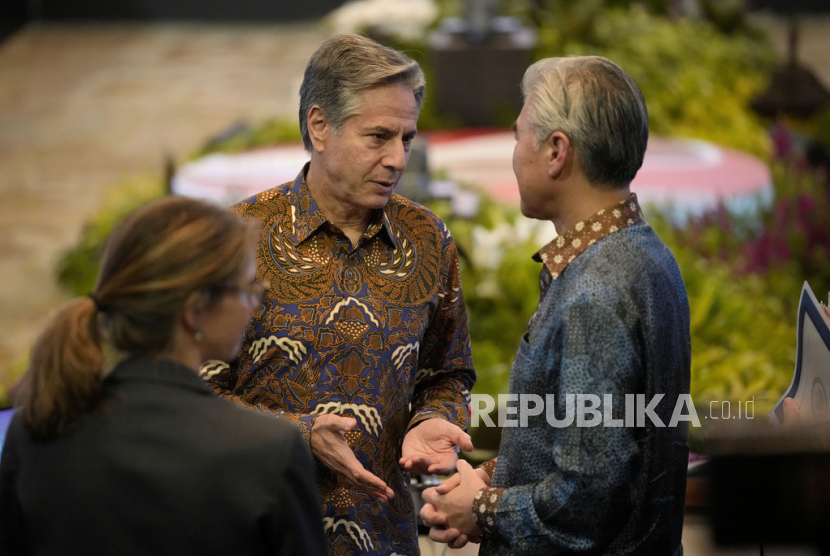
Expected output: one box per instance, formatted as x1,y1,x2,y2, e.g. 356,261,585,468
210,1,778,155
57,176,167,297
428,0,778,157
531,5,776,157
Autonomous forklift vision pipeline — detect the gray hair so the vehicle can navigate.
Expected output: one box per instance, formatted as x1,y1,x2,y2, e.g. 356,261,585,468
521,56,649,188
299,34,426,152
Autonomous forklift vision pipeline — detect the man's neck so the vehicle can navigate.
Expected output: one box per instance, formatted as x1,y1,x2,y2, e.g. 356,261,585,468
305,163,373,247
551,183,631,235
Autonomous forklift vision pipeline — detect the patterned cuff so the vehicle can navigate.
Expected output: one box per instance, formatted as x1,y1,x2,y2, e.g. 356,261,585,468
406,412,435,433
293,413,316,447
472,486,505,537
477,457,497,479
408,411,465,434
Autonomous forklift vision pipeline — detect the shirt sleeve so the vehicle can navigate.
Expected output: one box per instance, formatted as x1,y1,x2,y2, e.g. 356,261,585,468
408,228,476,432
475,293,644,551
200,198,324,447
477,457,498,479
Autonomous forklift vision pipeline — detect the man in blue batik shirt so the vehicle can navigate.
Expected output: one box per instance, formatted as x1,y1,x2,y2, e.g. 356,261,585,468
421,56,692,555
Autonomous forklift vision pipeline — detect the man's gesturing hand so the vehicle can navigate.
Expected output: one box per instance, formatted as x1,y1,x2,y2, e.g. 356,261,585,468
400,419,474,475
311,414,394,502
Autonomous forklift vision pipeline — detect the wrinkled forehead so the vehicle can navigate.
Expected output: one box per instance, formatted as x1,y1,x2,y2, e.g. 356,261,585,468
349,83,420,126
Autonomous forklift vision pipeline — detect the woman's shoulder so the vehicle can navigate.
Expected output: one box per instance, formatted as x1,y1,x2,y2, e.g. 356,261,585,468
205,397,307,453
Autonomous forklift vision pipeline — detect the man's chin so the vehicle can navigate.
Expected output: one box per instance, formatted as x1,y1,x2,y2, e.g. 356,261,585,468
366,191,395,209
519,201,539,220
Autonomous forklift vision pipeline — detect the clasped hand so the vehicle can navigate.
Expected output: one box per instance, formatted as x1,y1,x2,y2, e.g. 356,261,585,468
420,459,489,548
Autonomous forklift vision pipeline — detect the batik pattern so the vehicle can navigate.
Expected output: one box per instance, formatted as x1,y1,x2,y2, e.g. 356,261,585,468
203,167,475,556
475,195,690,555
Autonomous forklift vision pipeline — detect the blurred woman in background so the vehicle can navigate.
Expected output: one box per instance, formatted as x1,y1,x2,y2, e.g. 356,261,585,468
0,196,326,556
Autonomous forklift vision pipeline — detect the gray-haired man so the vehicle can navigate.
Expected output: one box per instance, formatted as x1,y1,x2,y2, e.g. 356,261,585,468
204,35,476,556
422,55,691,555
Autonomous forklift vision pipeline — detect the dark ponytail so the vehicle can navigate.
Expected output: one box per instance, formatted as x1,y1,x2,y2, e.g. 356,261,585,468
17,297,104,437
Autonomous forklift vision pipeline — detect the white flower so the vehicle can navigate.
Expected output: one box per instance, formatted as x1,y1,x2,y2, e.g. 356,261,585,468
325,0,438,39
592,222,602,232
627,218,633,225
575,222,584,232
470,225,504,270
556,237,565,248
513,217,537,244
571,238,581,248
476,279,502,300
553,255,563,264
612,209,621,218
610,225,618,232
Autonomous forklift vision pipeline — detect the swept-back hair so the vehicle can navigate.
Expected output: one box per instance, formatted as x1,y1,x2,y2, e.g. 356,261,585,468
16,196,258,437
521,55,649,188
299,34,425,152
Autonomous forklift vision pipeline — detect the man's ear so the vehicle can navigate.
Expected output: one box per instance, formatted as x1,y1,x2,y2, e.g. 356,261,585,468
547,131,572,179
307,105,330,154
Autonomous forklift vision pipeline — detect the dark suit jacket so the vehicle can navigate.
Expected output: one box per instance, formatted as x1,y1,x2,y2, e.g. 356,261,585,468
0,356,327,556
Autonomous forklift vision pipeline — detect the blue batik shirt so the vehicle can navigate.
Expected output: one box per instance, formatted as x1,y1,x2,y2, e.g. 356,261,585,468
474,195,691,556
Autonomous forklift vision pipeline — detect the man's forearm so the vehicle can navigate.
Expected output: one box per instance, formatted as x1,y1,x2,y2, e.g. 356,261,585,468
408,369,473,432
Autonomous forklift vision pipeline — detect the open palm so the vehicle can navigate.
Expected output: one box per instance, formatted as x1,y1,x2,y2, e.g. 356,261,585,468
400,419,473,475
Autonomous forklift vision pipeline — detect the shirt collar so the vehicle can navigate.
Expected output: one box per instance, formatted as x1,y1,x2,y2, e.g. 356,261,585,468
376,208,399,250
287,163,399,249
285,163,327,245
533,193,643,280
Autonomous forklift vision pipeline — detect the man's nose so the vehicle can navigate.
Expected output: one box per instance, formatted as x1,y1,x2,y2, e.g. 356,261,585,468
383,140,408,172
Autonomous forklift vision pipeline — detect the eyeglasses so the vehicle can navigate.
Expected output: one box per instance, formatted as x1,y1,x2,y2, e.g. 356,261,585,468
209,280,270,304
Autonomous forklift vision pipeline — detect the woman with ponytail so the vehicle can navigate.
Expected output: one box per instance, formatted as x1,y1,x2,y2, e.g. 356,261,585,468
0,196,326,556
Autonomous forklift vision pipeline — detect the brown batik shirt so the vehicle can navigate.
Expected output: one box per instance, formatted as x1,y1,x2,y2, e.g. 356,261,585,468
201,166,475,556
